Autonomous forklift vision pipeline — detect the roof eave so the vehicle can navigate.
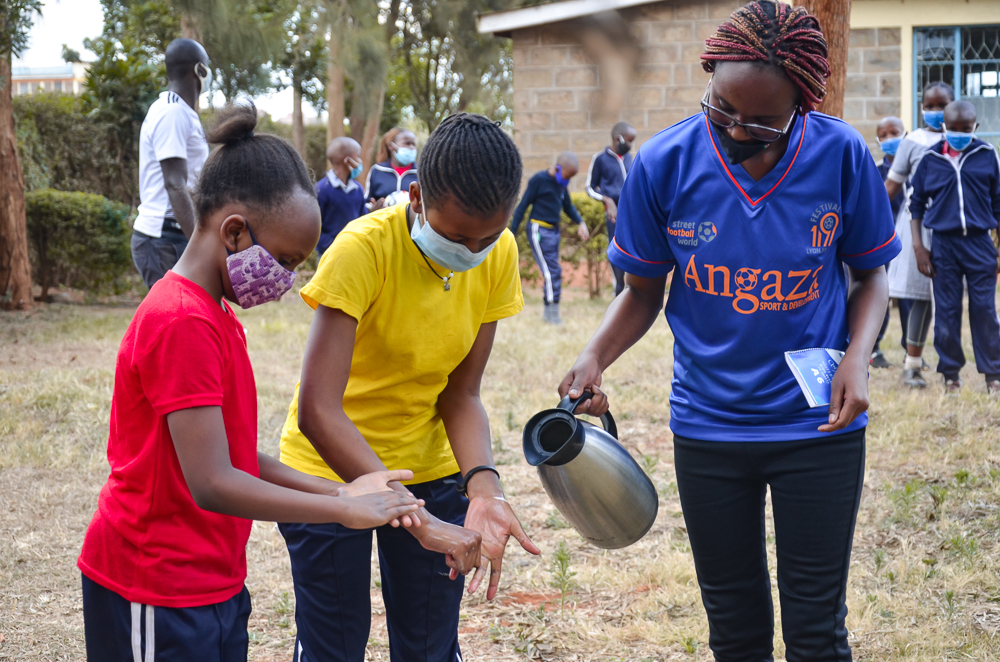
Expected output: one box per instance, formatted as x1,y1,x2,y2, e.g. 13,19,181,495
477,0,660,34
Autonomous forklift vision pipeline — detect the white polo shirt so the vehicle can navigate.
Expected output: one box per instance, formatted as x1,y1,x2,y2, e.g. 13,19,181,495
134,91,209,237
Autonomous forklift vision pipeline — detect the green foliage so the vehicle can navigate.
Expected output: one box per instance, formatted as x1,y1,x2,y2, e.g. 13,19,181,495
61,44,82,63
13,93,116,197
0,0,43,61
278,2,328,112
82,1,170,207
24,189,134,300
549,540,577,613
391,0,516,130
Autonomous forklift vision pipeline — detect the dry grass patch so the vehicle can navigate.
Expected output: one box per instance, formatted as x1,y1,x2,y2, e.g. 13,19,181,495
1,292,1000,660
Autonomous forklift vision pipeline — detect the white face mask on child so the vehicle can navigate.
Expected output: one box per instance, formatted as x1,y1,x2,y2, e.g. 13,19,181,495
410,214,498,273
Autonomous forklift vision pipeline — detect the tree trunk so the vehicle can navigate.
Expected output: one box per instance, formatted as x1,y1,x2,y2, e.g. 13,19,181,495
326,40,346,142
0,55,33,310
180,13,201,40
800,0,851,118
358,85,385,184
292,82,305,159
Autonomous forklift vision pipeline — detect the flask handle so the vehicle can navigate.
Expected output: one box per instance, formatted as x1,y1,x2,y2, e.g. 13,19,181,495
557,392,618,439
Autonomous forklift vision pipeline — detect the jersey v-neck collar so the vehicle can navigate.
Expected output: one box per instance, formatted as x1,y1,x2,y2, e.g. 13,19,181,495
704,113,808,208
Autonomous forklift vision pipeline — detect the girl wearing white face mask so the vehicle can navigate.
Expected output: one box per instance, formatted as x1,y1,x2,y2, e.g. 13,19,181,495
364,127,420,211
278,113,541,662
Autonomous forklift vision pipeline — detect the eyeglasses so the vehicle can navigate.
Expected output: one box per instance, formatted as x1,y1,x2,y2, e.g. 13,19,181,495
700,82,798,143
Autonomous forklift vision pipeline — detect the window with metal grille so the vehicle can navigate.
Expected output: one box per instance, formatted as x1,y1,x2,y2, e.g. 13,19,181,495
915,26,1000,145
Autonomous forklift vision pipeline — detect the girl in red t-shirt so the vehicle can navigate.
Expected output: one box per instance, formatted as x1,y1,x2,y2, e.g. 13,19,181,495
78,102,423,662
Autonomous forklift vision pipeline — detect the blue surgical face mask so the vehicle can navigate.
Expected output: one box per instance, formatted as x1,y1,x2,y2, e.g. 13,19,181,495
878,135,904,156
922,109,944,130
348,160,363,180
394,146,417,167
944,129,975,152
554,165,571,187
410,213,498,273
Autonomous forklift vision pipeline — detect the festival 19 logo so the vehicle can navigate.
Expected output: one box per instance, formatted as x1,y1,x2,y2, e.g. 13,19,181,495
808,203,841,255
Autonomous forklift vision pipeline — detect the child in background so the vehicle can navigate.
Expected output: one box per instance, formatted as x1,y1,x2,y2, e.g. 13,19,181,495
871,116,907,369
77,104,422,662
586,121,636,297
885,81,955,388
910,100,1000,394
510,151,591,324
315,137,367,256
365,127,418,208
278,113,540,662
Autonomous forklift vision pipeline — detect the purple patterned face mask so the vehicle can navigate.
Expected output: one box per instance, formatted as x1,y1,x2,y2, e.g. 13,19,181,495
225,223,297,309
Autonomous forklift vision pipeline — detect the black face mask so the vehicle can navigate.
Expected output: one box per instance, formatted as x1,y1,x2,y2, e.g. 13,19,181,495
614,137,632,156
713,123,770,165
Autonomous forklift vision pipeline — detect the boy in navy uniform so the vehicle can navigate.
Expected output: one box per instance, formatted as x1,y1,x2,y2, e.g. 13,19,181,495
586,121,636,296
910,100,1000,393
315,137,367,256
511,152,590,324
871,116,907,368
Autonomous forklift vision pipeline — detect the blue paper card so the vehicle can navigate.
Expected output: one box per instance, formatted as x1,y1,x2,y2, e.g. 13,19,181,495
784,348,845,408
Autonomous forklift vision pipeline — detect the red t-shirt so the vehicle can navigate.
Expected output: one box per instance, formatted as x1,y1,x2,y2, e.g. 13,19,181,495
78,272,259,608
393,164,411,176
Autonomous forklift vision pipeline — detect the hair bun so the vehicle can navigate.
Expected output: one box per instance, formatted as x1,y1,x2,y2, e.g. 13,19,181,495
205,101,259,146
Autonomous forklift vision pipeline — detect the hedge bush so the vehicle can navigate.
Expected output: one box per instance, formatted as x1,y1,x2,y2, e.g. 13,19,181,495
25,189,135,301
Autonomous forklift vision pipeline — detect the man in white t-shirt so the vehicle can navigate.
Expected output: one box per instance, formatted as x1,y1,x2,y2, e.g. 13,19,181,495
131,39,211,289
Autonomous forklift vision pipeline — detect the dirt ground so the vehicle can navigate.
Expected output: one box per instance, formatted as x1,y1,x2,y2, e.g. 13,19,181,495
2,286,1000,661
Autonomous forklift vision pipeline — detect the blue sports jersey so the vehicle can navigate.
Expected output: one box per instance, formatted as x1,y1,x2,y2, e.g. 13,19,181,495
609,112,901,442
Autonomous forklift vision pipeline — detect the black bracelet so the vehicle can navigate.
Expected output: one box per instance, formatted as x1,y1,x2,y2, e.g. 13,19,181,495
447,465,501,496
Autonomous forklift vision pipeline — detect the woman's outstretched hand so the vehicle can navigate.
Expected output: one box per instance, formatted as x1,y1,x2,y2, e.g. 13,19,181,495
558,352,609,416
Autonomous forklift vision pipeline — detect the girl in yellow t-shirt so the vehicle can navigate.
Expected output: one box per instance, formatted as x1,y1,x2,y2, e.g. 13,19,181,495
278,113,540,661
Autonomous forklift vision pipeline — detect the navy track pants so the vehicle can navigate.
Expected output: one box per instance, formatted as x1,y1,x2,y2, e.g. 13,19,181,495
82,574,252,662
674,429,866,662
931,231,1000,380
278,475,468,662
528,221,562,304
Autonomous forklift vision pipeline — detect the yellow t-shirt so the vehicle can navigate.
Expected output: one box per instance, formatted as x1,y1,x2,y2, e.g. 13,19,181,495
279,204,524,484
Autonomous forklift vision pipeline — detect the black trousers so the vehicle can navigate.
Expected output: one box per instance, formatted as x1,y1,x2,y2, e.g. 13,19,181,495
674,429,866,662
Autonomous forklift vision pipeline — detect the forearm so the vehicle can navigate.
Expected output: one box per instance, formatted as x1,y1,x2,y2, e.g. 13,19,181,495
910,217,926,250
439,391,502,498
257,452,339,496
844,268,889,362
580,276,665,371
299,407,388,483
165,186,197,238
194,464,357,524
885,178,902,201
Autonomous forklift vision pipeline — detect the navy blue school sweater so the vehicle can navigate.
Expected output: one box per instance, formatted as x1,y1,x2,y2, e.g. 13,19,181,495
510,170,584,234
586,148,633,205
909,139,1000,234
364,161,418,203
877,157,905,220
315,172,367,254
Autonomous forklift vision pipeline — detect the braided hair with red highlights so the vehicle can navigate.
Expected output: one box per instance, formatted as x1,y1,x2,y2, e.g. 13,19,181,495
701,0,830,112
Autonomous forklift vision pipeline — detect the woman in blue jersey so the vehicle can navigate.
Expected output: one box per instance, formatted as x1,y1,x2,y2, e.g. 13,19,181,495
559,3,900,661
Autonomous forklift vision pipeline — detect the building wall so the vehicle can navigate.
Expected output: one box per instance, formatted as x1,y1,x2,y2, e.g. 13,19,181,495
509,0,999,185
844,27,902,152
511,0,743,190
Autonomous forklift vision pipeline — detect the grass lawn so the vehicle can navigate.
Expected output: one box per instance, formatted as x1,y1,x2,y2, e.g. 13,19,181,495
2,286,999,661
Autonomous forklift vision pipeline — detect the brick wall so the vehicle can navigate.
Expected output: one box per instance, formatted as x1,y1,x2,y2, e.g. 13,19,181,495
510,3,905,185
511,0,743,190
844,27,902,153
